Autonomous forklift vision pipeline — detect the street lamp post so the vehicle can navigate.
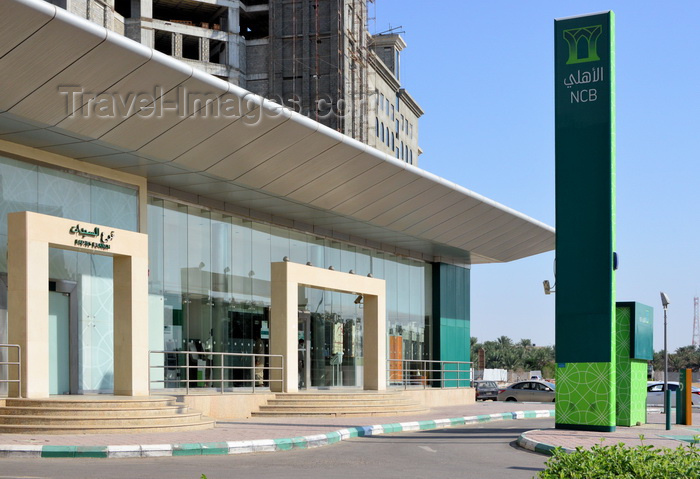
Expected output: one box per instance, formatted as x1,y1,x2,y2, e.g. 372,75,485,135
660,292,671,431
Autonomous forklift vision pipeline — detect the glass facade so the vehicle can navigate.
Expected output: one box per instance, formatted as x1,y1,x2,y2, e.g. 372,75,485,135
147,197,432,388
0,155,139,393
0,152,440,394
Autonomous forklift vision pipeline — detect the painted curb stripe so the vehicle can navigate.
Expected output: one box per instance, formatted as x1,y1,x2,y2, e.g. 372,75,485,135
2,409,555,459
141,444,173,457
0,445,42,458
517,427,574,456
201,442,229,455
172,443,202,456
41,446,76,458
75,446,108,458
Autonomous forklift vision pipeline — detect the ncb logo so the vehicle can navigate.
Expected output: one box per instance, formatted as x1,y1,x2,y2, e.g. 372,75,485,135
563,25,602,64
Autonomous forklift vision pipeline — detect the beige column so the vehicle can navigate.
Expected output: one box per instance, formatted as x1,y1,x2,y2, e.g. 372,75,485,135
363,293,386,391
270,262,298,393
113,253,150,396
7,214,50,398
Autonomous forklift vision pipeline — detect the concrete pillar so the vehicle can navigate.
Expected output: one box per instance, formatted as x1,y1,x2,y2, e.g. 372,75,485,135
200,37,210,62
7,214,49,398
113,254,150,396
363,293,386,390
270,263,298,393
173,33,183,58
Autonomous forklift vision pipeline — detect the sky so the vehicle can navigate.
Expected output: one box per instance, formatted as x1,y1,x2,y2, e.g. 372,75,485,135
371,0,700,352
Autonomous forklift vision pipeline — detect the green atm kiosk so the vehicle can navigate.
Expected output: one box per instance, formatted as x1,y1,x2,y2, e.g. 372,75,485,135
615,302,653,427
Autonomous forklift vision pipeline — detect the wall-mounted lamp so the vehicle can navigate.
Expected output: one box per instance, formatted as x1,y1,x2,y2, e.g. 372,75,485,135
328,266,335,271
283,256,290,262
306,261,313,266
349,269,355,274
354,294,363,305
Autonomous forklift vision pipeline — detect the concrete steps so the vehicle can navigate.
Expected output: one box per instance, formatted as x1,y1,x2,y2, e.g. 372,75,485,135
253,391,428,417
0,396,215,434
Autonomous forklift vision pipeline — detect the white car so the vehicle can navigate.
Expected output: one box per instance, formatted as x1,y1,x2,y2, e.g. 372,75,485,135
647,381,699,406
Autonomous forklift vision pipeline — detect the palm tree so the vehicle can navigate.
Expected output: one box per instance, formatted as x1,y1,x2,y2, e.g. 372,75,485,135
496,336,513,349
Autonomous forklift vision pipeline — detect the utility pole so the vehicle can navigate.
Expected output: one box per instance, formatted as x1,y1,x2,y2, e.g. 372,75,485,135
693,297,699,347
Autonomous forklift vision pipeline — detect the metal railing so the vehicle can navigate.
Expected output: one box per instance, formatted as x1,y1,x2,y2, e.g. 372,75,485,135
387,359,473,389
0,343,21,398
148,350,283,394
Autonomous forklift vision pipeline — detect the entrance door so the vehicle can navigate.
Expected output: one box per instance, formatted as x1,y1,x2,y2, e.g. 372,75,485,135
49,291,70,395
298,308,363,389
298,311,310,389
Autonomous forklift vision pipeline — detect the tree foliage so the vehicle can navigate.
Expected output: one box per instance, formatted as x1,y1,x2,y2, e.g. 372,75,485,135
652,345,700,372
471,336,555,374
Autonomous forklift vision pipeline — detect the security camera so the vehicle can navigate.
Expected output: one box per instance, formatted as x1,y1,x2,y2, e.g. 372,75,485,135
543,280,552,295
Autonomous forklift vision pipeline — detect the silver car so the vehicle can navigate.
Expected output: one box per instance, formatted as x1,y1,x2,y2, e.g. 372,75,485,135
647,381,699,406
497,380,555,402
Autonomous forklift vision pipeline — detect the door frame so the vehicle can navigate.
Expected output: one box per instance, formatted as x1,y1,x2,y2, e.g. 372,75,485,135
7,211,149,398
270,261,386,393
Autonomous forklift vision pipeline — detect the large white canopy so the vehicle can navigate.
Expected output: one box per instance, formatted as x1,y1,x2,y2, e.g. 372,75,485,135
0,0,554,264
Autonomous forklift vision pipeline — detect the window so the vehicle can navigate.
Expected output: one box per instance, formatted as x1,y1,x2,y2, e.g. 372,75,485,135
401,114,405,131
395,148,399,159
380,93,384,112
409,150,413,164
390,104,395,121
395,119,399,136
400,141,404,160
391,135,394,150
375,118,379,137
385,98,389,113
386,127,390,146
380,122,384,142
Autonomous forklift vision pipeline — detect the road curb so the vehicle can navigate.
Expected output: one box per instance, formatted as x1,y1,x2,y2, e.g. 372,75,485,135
0,409,555,459
516,429,574,456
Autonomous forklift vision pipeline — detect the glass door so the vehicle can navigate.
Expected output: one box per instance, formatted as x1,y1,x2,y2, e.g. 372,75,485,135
298,311,310,389
48,291,70,395
299,289,364,389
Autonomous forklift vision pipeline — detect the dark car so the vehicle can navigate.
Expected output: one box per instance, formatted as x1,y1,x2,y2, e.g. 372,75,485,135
473,380,499,401
497,380,555,402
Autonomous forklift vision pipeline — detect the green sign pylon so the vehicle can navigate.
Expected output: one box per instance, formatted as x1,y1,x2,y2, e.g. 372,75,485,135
554,11,617,432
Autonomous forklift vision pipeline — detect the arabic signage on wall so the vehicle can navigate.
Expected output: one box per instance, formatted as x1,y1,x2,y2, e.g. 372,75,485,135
69,224,115,251
554,11,615,364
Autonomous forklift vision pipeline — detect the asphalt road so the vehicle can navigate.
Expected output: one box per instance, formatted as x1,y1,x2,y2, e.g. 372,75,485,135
0,417,552,479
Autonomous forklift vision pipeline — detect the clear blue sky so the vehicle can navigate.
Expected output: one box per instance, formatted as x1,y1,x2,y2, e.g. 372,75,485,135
372,0,700,352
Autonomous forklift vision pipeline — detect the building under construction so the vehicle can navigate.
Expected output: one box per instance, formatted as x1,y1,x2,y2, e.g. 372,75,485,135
46,0,422,164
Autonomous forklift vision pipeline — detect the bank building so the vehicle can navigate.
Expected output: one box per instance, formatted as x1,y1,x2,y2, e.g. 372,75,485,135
0,0,553,427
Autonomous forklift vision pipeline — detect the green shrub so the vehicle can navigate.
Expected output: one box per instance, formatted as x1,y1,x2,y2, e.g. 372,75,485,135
538,437,700,479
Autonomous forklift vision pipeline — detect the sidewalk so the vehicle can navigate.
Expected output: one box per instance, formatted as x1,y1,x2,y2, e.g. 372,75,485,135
518,408,700,455
0,401,697,458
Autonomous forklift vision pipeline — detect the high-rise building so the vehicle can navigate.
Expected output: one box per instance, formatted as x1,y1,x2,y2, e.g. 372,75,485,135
45,0,422,164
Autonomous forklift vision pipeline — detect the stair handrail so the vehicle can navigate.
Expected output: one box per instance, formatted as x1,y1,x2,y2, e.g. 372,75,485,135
148,350,284,394
386,358,473,390
0,343,21,398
